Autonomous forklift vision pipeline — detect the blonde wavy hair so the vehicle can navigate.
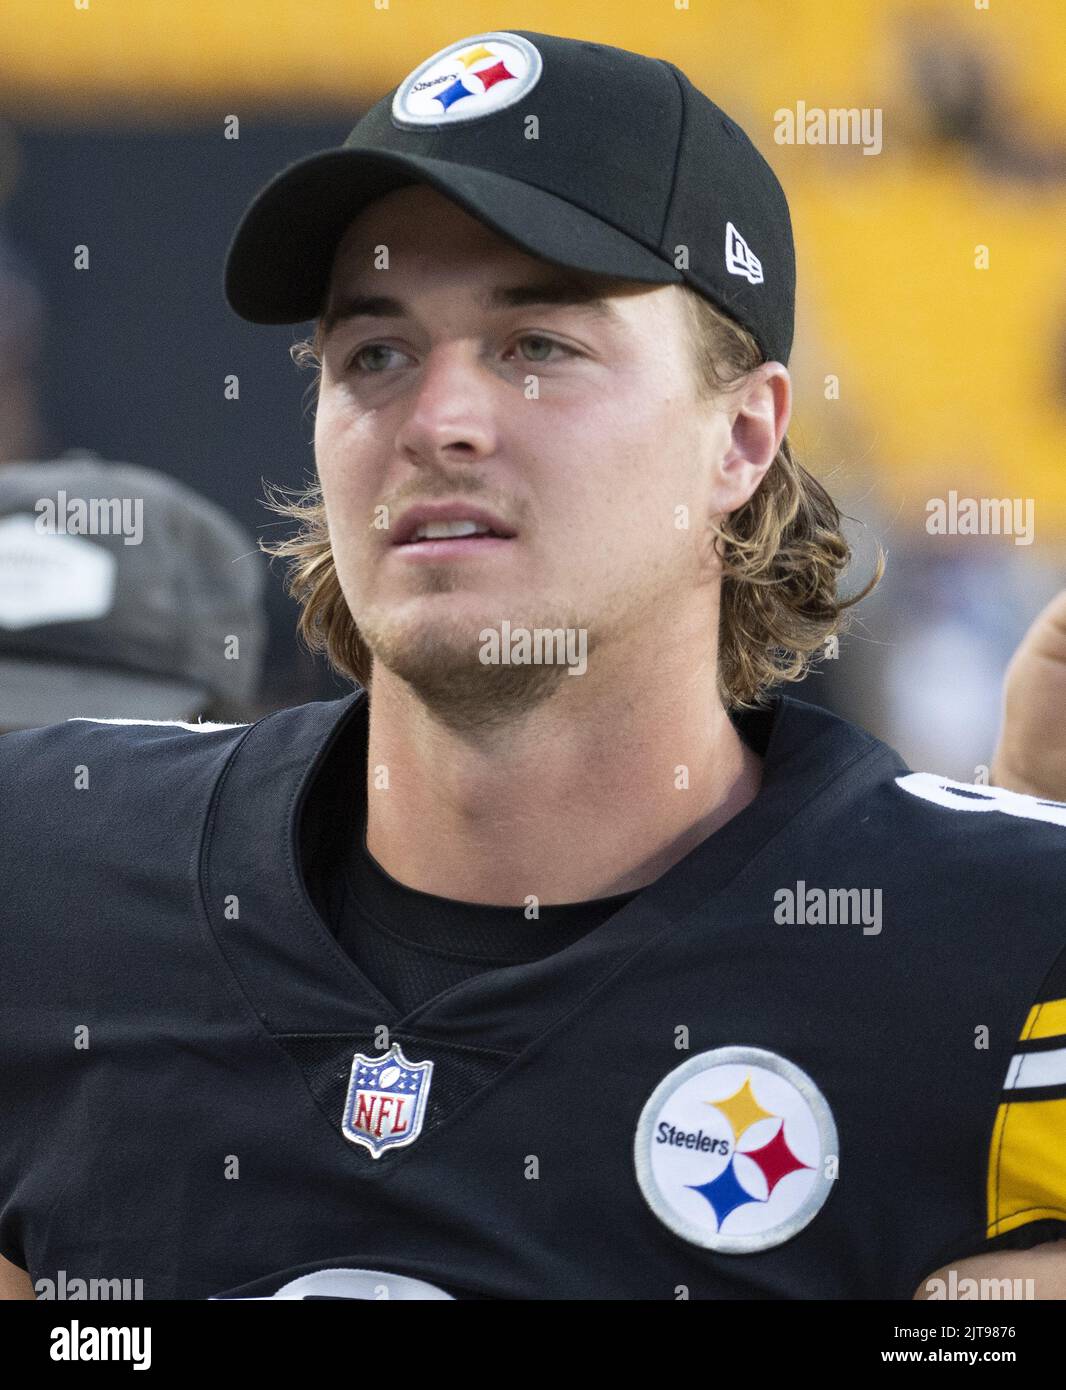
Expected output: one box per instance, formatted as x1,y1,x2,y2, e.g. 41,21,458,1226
265,284,882,707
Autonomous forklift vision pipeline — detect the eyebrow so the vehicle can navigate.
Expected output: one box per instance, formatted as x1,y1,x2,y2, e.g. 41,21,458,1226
317,276,626,343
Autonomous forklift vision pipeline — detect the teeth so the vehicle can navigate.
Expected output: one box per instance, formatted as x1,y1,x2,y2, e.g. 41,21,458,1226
410,519,492,541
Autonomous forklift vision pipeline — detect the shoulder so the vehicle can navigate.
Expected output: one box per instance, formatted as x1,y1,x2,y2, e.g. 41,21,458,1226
0,694,364,864
763,696,1066,916
774,693,1066,842
0,713,253,820
1,711,253,753
0,716,259,942
0,711,253,763
888,770,1066,871
893,768,1066,828
0,698,362,986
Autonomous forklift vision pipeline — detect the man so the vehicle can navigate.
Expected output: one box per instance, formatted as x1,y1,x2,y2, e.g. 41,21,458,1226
1,30,1064,1301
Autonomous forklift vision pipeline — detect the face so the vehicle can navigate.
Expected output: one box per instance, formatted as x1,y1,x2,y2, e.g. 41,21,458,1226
314,184,754,727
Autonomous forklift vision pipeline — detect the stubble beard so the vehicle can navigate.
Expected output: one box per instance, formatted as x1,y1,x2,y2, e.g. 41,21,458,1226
355,572,594,735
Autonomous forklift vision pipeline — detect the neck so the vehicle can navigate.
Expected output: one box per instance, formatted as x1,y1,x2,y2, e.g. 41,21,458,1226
362,647,764,907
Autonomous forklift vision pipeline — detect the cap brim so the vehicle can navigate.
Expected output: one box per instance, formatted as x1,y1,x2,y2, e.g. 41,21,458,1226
0,657,210,732
225,148,680,324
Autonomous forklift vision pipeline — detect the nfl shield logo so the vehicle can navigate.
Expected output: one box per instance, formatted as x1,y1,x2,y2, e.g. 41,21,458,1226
342,1043,433,1158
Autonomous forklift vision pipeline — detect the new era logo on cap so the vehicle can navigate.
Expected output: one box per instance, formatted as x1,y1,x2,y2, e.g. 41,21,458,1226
725,222,764,285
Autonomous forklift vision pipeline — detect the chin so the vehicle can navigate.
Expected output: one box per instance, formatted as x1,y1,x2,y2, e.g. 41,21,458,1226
362,608,574,728
360,605,489,678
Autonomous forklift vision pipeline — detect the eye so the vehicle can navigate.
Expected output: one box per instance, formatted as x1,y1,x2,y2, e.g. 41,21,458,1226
508,334,579,364
345,343,407,374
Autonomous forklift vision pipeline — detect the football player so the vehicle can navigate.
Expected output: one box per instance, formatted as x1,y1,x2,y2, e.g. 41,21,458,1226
2,31,1064,1301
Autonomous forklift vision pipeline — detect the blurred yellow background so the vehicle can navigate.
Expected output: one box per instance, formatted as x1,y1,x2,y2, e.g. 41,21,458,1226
2,0,1062,532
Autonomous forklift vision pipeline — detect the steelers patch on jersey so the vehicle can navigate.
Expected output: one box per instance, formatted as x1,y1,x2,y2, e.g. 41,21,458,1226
634,1046,838,1253
341,1043,433,1158
391,32,543,129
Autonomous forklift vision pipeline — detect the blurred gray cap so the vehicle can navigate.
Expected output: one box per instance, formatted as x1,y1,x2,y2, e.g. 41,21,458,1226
0,451,267,729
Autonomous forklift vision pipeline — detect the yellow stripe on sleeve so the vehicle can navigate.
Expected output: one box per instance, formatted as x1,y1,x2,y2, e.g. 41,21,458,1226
1021,997,1066,1042
987,1087,1066,1238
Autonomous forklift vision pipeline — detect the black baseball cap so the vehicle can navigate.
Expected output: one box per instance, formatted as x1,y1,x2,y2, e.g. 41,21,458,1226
0,452,266,729
225,29,795,364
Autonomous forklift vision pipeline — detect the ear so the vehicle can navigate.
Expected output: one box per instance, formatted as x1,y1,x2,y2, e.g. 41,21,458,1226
715,363,792,511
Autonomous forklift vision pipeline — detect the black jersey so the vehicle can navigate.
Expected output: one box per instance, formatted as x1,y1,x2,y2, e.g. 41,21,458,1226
2,688,1065,1300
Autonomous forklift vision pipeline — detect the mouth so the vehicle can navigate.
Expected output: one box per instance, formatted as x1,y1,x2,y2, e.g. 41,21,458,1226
390,511,518,561
393,530,516,562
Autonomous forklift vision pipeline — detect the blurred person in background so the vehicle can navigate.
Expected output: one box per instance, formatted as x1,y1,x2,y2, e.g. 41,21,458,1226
904,23,1066,181
0,451,267,730
0,228,45,465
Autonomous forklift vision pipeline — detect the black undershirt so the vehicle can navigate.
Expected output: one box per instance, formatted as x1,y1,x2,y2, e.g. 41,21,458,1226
321,707,772,1016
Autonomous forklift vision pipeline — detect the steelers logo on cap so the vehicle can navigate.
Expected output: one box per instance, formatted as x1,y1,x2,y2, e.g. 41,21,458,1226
634,1046,838,1253
392,32,543,129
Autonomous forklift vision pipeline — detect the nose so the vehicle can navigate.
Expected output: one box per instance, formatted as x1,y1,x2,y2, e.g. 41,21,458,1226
394,341,499,468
